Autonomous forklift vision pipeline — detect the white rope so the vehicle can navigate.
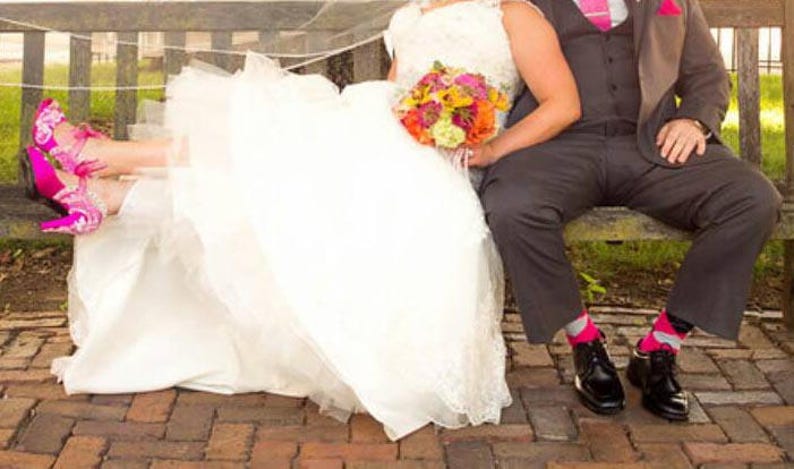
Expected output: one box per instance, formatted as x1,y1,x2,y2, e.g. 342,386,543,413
0,82,166,90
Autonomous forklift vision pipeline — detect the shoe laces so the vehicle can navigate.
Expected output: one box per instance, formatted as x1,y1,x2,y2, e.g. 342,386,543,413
582,340,615,372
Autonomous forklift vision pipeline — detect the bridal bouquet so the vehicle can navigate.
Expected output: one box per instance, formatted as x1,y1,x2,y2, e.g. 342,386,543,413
394,62,510,150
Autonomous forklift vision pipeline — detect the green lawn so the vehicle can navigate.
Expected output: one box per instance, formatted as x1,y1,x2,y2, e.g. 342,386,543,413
722,74,785,179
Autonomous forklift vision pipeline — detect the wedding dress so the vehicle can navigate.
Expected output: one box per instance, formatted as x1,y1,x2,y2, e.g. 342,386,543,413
54,0,524,439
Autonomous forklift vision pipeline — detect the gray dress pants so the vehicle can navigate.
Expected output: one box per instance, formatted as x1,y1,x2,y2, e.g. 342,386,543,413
480,134,781,343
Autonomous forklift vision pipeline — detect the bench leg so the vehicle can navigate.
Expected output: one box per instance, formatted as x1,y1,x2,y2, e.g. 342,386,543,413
784,241,794,330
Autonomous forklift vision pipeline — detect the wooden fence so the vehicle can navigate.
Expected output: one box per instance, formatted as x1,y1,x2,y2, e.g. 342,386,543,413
0,0,793,328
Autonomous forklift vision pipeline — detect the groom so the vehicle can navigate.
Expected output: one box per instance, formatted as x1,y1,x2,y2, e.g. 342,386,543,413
480,0,782,419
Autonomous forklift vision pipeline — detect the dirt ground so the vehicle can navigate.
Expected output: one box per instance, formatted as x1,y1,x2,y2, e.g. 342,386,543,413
1,244,784,313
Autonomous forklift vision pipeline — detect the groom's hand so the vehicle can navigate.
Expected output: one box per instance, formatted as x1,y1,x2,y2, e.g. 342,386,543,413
467,143,499,168
656,119,708,165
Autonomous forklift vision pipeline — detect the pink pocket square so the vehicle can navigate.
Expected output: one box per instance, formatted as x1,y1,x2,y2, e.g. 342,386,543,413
658,0,682,16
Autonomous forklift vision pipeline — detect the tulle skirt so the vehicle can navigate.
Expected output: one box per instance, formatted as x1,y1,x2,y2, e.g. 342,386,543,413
54,52,510,440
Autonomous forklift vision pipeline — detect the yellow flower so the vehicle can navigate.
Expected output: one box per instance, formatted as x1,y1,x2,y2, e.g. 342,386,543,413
488,88,510,112
443,87,474,108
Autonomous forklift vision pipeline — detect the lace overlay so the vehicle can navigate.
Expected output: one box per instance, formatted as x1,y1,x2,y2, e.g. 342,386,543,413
386,1,523,117
58,0,513,441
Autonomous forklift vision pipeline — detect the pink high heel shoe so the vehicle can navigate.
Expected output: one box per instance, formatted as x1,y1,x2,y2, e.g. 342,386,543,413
32,98,109,178
21,146,108,235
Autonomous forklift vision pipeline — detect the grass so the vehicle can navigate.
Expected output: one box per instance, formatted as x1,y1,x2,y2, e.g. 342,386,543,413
722,74,785,179
0,60,164,182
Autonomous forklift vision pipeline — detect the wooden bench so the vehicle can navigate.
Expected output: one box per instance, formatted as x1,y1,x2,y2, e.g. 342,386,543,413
1,0,792,329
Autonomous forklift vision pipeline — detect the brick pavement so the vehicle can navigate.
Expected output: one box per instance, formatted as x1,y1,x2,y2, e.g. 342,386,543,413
0,307,792,468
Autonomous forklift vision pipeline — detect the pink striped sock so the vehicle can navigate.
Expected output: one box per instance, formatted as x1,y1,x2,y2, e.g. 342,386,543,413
565,310,601,346
638,310,688,354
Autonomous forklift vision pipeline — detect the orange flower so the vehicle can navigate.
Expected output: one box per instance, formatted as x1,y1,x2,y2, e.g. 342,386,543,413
465,100,496,145
401,109,434,145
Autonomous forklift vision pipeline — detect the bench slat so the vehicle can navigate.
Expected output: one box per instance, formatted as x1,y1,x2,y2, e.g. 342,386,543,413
305,32,332,77
0,1,783,32
782,0,794,328
3,183,794,242
737,28,761,167
210,31,235,73
69,34,92,123
19,31,45,169
164,32,187,79
700,0,784,28
114,32,138,140
353,39,387,83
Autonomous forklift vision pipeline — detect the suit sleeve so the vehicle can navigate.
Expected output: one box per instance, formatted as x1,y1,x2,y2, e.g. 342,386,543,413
673,0,730,141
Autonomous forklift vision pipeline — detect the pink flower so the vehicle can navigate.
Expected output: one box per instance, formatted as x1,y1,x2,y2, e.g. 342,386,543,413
452,102,478,132
418,101,442,127
454,73,488,99
419,72,445,92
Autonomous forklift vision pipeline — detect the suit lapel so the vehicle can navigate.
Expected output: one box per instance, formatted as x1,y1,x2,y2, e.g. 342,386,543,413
631,0,647,58
635,0,686,124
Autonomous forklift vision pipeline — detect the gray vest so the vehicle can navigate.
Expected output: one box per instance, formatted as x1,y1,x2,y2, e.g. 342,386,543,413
509,0,641,136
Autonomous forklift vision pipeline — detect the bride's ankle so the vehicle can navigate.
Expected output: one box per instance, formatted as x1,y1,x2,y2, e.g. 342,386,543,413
55,169,78,188
94,179,132,216
53,121,77,147
53,123,117,176
54,170,125,216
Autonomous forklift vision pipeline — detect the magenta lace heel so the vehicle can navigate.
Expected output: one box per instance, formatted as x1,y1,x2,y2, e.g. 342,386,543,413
20,146,68,216
23,146,108,235
32,98,109,178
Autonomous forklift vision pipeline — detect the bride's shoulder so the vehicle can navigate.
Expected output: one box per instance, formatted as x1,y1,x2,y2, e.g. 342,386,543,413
498,0,544,18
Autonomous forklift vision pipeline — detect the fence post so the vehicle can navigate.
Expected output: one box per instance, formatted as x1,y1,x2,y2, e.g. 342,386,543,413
782,0,794,330
164,31,187,79
19,31,45,181
114,32,138,140
69,34,92,124
737,28,761,167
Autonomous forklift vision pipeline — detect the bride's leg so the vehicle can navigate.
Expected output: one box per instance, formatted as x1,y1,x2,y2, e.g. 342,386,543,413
57,170,133,216
54,122,186,177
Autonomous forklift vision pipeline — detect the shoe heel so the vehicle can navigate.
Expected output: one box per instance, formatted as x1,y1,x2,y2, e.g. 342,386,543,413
626,361,643,389
21,146,68,216
41,213,82,233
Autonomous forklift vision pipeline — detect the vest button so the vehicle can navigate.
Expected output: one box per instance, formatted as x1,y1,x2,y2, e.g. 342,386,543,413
610,84,618,92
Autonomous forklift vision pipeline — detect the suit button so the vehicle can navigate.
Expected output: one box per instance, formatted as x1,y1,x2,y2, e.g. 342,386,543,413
610,84,618,92
608,57,614,64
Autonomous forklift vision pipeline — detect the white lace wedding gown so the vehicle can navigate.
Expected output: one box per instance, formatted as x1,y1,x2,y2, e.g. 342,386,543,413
55,1,524,439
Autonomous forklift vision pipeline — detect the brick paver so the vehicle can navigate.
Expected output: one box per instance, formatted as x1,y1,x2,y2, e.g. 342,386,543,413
0,307,792,468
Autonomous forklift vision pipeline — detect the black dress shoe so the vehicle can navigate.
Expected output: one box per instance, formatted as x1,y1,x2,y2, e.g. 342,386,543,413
572,340,626,415
627,347,689,421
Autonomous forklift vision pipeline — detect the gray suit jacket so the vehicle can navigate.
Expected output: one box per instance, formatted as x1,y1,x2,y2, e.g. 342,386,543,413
526,0,731,165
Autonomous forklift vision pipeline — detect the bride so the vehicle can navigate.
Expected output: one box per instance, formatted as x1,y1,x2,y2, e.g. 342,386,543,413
22,0,579,439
